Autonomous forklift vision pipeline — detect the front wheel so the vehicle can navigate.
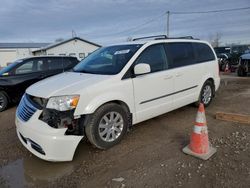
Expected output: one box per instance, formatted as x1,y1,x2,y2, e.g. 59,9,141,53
196,81,214,107
85,103,129,149
0,91,8,112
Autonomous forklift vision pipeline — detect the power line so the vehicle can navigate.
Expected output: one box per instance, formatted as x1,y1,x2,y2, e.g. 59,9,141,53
79,12,165,39
102,12,166,36
171,6,250,14
82,6,250,40
102,6,250,36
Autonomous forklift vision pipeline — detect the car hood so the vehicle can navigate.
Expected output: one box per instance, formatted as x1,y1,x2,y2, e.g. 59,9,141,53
27,72,111,98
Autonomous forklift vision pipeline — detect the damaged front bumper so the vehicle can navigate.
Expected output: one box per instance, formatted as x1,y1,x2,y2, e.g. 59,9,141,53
16,110,83,162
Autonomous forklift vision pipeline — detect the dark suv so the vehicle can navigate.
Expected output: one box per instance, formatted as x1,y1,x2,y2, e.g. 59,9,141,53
0,56,79,111
237,53,250,77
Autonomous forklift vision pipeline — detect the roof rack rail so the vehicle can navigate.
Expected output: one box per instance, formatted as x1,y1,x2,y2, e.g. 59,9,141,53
132,35,199,41
168,36,200,40
173,36,194,39
132,35,167,41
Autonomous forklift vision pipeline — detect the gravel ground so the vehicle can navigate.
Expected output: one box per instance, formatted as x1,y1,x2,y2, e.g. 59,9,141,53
0,73,250,188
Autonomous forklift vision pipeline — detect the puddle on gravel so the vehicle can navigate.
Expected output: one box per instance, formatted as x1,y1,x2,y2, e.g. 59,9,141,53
0,142,94,187
0,159,25,188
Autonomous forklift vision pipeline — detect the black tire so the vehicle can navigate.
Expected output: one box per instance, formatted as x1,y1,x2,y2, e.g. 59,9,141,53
237,66,247,77
195,80,214,107
85,103,130,149
0,91,8,112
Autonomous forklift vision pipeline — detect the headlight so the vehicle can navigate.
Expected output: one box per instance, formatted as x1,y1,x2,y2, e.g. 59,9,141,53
46,95,80,111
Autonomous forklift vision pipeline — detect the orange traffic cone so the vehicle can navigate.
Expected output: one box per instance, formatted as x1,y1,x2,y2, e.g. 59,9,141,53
182,103,217,160
224,63,230,73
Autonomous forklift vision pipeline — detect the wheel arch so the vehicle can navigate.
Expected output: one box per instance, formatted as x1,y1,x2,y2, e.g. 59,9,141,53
199,75,215,97
205,77,215,96
99,100,131,113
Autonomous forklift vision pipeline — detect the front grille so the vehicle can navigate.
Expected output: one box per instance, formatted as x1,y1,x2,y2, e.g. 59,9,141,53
17,94,37,122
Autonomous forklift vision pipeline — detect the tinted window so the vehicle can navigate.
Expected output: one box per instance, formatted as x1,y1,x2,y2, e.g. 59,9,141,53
48,58,63,70
135,44,168,73
63,58,77,69
15,59,46,74
15,61,34,74
37,60,46,71
194,43,215,63
165,42,195,68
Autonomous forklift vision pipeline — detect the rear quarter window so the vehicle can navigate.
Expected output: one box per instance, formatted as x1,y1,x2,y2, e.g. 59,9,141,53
193,43,215,63
48,58,63,70
63,58,78,69
165,42,195,68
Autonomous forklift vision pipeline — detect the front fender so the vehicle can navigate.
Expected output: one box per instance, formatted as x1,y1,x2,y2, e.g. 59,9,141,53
74,91,135,116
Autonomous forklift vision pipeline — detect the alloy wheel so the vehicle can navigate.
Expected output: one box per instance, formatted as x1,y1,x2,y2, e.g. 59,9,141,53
0,96,4,109
202,85,212,105
98,112,124,142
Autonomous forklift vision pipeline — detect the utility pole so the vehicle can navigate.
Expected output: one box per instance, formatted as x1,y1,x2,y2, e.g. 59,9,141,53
167,11,170,37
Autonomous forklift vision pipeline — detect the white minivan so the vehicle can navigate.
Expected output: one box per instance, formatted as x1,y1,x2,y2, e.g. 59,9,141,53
15,36,220,161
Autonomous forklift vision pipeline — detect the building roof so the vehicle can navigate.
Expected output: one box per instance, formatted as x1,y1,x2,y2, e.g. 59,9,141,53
33,37,101,53
0,43,50,49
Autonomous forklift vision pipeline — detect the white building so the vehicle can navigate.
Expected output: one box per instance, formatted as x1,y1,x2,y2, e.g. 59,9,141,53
33,37,101,60
0,43,49,67
0,37,101,68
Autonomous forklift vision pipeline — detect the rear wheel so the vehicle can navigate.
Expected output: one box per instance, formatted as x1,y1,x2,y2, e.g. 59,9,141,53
196,80,214,107
0,91,8,112
85,103,129,149
237,66,247,77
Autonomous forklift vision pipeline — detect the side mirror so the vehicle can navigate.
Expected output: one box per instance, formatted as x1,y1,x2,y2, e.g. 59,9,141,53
134,63,151,75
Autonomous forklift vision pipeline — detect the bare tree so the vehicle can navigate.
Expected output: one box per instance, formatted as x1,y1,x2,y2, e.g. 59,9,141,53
209,33,222,47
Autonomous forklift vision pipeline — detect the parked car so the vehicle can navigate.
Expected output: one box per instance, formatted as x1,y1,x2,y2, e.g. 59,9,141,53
214,46,231,56
237,53,250,77
15,36,220,161
214,46,238,72
216,53,231,71
0,56,79,112
214,45,250,72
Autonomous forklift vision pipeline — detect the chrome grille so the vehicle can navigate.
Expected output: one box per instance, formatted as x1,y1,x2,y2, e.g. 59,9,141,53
17,94,37,122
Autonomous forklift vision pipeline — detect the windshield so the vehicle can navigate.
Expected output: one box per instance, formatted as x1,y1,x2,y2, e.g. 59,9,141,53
0,59,23,76
73,44,142,75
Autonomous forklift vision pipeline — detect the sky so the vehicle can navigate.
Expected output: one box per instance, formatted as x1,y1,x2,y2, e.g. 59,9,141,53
0,0,249,46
